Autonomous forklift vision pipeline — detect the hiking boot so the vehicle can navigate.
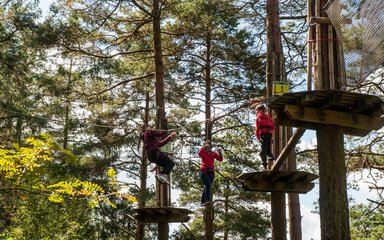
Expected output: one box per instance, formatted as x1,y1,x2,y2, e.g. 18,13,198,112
156,174,170,185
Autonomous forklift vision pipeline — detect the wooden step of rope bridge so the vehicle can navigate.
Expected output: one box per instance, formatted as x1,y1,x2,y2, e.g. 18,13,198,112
238,170,318,193
134,207,193,223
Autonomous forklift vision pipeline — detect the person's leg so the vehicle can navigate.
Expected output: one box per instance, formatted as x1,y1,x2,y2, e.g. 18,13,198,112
265,133,275,160
259,135,268,169
147,149,159,164
207,171,215,202
156,151,175,174
200,170,211,204
264,133,275,169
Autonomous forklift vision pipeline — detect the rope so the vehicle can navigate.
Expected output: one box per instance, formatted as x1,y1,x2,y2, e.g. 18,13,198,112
0,101,257,132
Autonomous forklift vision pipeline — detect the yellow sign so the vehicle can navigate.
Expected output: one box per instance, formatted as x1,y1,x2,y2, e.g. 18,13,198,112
273,81,289,95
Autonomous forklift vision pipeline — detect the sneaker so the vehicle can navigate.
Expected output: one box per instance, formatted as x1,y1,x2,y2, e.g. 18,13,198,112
156,174,170,185
262,162,267,170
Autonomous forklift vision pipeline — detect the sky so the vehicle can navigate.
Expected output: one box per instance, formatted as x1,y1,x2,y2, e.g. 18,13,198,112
36,1,383,239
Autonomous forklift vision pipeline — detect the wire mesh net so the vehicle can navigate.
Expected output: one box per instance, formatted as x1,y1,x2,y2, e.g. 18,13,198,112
326,0,384,86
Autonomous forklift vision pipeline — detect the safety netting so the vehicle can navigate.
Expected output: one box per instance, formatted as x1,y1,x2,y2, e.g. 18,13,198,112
325,0,384,86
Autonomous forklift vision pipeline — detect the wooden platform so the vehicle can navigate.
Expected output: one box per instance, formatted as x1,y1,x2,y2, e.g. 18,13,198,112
269,90,384,136
134,207,193,223
237,170,318,193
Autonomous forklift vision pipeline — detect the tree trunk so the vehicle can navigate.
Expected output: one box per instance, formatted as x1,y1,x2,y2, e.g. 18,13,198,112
223,181,229,240
317,125,350,240
287,127,302,240
205,34,212,141
153,0,167,131
136,87,150,240
63,59,73,150
203,29,214,240
266,0,287,239
152,0,169,239
15,117,22,145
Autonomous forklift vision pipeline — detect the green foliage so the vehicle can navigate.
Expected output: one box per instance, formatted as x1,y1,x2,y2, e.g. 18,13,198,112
350,203,384,240
0,134,136,206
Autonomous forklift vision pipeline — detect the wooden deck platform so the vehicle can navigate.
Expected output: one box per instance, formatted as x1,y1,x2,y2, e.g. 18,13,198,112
134,207,193,223
237,170,318,193
269,90,384,136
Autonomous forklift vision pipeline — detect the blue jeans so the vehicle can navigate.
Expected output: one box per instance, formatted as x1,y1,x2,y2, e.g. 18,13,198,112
200,170,215,204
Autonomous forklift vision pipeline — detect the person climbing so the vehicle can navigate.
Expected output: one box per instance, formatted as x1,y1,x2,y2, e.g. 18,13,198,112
198,140,223,205
141,124,177,184
255,104,275,170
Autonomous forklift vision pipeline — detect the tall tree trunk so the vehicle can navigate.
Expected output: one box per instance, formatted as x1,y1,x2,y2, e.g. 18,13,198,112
204,32,214,240
152,0,169,239
136,87,150,240
313,0,350,238
317,125,350,239
287,127,302,240
15,117,22,145
223,181,229,240
266,0,287,239
205,34,212,141
63,59,73,150
153,0,167,131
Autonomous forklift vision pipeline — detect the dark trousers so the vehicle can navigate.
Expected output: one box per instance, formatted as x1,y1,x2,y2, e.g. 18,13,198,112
260,133,275,164
200,170,215,204
147,149,175,174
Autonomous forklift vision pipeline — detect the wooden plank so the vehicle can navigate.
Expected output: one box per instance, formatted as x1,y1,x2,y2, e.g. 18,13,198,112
275,113,372,137
135,213,191,223
284,104,384,130
328,24,335,89
242,180,315,193
134,207,192,223
238,171,318,182
271,128,306,173
310,17,352,24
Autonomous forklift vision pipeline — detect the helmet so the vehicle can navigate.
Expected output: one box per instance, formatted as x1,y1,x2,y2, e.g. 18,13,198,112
255,104,266,111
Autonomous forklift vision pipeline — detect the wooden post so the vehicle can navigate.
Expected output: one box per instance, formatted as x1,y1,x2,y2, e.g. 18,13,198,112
266,0,288,238
307,0,313,91
328,24,335,89
317,125,350,239
270,128,306,173
204,202,214,240
314,0,351,238
286,126,302,240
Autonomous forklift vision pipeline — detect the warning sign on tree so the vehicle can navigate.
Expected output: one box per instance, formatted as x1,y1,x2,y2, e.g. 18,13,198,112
273,81,289,95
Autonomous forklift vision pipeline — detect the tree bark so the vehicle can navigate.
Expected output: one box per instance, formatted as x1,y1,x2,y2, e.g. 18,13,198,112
153,0,169,239
317,125,350,240
205,33,212,141
136,87,150,240
287,127,302,240
266,0,287,239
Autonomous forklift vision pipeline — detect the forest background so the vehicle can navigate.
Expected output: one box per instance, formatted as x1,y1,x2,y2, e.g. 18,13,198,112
0,0,383,239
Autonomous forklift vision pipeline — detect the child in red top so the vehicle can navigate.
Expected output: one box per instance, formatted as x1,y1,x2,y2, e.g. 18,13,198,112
255,104,275,170
198,140,223,205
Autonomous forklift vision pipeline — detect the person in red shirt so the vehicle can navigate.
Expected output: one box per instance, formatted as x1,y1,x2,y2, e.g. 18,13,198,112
255,104,275,170
141,124,177,184
198,140,223,205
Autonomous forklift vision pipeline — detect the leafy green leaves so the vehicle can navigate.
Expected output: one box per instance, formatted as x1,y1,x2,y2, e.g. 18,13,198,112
0,134,136,207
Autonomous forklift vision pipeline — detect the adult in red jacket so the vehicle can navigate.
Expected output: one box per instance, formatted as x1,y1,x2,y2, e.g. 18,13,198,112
255,104,275,170
142,124,177,184
198,140,223,205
